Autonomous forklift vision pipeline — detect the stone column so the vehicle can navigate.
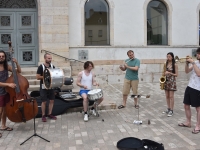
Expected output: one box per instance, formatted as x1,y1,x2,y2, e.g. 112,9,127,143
38,0,69,67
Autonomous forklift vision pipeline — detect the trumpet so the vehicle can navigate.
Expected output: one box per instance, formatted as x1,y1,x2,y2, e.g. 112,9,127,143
175,56,192,63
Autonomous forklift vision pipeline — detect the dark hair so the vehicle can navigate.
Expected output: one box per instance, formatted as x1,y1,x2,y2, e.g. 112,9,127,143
166,52,175,73
196,47,200,53
44,53,51,58
127,50,134,55
84,61,94,69
0,50,8,70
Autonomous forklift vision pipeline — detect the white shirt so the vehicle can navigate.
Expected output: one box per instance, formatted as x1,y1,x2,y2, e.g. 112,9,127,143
80,71,93,90
188,60,200,91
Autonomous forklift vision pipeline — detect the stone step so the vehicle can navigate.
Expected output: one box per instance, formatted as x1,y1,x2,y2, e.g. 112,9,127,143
28,79,40,85
23,74,37,80
20,67,71,76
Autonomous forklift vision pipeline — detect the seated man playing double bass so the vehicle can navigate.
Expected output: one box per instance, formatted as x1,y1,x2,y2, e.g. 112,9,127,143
76,61,103,122
0,50,21,138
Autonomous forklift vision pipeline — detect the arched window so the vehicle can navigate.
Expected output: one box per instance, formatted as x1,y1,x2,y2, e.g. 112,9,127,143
147,0,168,45
85,0,110,46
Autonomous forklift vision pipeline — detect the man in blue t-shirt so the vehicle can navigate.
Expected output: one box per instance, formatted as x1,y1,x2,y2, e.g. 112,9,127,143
118,50,140,109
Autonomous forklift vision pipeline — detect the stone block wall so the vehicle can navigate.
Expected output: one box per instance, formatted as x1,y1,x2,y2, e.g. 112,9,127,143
38,0,69,66
71,60,190,84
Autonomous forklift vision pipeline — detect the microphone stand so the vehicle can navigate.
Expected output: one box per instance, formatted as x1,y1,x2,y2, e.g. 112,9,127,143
20,99,50,145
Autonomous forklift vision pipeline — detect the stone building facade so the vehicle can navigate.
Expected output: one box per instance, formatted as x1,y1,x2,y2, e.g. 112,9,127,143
1,0,200,83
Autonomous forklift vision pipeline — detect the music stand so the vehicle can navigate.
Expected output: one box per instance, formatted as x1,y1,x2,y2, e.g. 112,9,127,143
20,99,50,145
131,95,143,125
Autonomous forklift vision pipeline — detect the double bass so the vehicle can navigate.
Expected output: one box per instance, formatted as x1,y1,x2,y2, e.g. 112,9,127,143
5,41,38,123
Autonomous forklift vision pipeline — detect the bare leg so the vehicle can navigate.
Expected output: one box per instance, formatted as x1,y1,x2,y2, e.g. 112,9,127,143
82,94,88,112
165,90,170,109
41,101,46,116
0,107,2,137
0,107,3,124
184,104,191,126
123,95,128,107
48,100,54,115
195,107,200,130
1,107,6,129
169,91,174,110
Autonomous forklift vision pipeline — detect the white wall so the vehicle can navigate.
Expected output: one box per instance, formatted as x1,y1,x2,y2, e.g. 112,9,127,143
68,0,200,60
170,0,199,46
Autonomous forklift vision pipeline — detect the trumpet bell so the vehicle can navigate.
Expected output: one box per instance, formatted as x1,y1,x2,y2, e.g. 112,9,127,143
174,56,192,63
175,56,179,62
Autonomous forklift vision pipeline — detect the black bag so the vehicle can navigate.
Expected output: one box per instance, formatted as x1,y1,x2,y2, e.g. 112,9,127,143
117,137,164,150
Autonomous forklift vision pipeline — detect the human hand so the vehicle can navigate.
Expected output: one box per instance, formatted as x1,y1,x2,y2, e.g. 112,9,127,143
8,83,16,88
12,58,18,64
165,71,170,75
83,85,87,89
119,65,125,70
186,58,194,63
124,63,128,68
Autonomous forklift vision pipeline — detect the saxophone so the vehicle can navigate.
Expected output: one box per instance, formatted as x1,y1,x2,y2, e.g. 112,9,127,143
159,63,166,90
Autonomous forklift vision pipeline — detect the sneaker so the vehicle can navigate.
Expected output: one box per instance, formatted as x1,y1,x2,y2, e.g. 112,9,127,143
162,109,170,114
84,114,88,122
47,114,57,120
167,111,173,117
42,115,47,122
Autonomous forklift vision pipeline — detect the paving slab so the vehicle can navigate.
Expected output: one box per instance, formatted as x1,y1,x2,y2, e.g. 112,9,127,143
1,81,200,150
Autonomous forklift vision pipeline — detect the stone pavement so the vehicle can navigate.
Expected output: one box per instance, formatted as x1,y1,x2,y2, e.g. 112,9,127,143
0,81,200,150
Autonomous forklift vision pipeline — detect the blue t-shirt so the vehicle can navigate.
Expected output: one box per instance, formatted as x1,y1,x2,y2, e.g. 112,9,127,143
125,58,140,80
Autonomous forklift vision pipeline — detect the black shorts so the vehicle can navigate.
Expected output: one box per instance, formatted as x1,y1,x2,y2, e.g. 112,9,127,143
40,87,55,102
183,86,200,107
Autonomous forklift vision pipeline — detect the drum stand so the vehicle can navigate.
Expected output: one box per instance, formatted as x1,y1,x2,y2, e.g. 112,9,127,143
20,99,50,145
88,100,99,117
131,95,142,125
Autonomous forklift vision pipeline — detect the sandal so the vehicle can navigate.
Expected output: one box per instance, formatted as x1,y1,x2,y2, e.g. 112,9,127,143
0,127,13,131
178,123,191,128
134,105,139,109
118,105,125,109
192,129,200,134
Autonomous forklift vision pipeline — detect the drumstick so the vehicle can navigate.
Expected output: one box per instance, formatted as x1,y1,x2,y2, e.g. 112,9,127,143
95,80,98,89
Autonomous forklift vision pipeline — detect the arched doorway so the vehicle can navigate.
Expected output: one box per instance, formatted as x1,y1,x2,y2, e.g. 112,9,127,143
0,0,38,66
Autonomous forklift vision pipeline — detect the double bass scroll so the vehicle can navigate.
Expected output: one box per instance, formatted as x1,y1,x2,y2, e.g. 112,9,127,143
5,41,38,123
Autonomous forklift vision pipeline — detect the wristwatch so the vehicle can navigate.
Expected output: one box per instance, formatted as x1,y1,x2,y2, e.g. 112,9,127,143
191,62,195,65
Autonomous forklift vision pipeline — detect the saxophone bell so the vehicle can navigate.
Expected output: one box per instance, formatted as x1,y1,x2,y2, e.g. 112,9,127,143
160,76,166,90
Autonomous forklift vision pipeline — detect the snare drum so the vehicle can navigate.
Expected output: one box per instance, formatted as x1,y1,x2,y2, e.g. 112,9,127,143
87,89,103,101
43,68,64,89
